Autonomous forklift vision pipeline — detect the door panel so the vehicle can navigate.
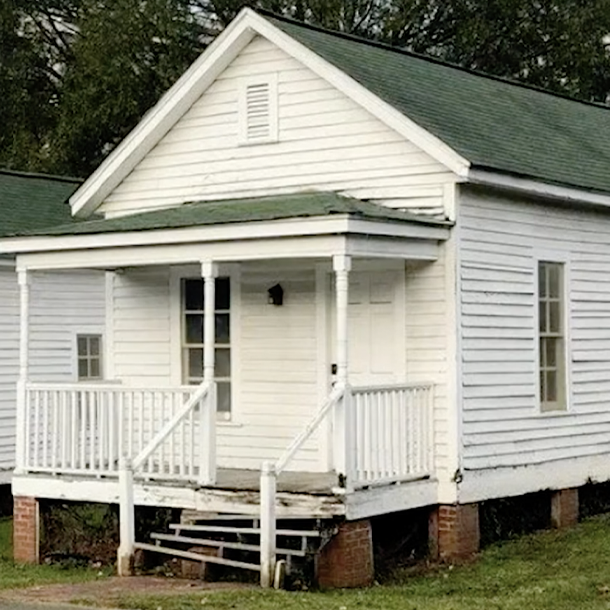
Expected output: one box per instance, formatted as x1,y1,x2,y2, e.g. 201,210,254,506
330,269,403,387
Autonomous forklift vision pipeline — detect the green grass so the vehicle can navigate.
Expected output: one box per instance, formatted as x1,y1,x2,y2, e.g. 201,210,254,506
0,517,109,590
112,513,610,610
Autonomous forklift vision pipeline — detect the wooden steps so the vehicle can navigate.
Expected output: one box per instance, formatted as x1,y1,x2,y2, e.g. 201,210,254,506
139,513,336,582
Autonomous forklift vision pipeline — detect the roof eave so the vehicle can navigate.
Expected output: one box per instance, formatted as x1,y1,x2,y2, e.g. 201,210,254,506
466,167,610,209
0,213,451,256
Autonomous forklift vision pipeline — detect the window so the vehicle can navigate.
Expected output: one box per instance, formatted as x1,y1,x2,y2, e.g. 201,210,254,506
77,334,103,380
538,262,566,411
238,75,278,145
182,278,231,417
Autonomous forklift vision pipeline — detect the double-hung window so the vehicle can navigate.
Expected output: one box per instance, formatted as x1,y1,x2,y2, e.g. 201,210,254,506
538,261,566,412
182,278,231,417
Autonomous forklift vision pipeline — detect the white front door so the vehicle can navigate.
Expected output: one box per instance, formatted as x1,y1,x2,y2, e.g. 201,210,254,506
329,268,405,387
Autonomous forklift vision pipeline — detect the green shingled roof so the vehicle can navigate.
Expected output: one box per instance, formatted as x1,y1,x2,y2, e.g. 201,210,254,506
265,13,610,195
12,192,449,237
0,170,81,236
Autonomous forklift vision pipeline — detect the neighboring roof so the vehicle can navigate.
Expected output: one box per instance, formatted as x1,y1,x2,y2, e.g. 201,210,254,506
9,192,450,238
265,13,610,196
0,169,81,236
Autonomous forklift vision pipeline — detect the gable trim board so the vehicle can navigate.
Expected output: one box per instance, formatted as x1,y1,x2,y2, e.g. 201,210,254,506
68,8,470,218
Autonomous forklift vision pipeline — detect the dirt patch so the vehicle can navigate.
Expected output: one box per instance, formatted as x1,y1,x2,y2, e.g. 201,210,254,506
0,576,254,607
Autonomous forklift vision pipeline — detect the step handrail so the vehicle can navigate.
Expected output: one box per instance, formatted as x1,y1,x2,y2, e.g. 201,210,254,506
118,380,212,576
275,384,345,476
260,383,346,588
132,381,211,470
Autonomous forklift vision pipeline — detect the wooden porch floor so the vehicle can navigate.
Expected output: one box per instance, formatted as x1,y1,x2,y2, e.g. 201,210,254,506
206,468,339,495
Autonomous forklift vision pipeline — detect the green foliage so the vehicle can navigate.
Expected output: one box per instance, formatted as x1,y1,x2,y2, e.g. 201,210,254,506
40,501,119,564
3,0,610,178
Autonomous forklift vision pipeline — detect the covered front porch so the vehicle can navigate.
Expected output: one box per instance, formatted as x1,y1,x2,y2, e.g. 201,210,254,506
5,192,451,583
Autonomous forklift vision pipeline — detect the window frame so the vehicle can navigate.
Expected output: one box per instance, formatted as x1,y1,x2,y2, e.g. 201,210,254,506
535,257,571,414
171,266,241,423
75,332,104,382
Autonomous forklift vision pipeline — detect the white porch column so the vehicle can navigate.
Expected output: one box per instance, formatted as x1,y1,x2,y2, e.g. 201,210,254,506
332,255,354,487
334,255,351,386
200,260,218,484
15,269,30,473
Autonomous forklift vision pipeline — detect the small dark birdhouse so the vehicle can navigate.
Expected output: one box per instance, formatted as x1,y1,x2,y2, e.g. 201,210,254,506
268,283,284,306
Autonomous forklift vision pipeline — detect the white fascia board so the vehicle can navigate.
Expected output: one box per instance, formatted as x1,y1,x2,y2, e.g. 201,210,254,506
250,13,470,178
69,10,258,218
467,168,610,209
71,8,470,218
0,215,449,256
16,232,440,272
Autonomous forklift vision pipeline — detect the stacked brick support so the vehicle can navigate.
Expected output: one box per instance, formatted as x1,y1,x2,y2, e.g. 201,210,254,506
551,488,579,529
429,503,480,561
316,519,374,588
13,496,39,564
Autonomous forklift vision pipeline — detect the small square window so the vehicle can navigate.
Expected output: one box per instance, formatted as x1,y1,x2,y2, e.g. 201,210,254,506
77,334,103,381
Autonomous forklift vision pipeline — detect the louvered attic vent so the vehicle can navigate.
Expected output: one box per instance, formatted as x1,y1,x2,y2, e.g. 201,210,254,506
239,75,278,145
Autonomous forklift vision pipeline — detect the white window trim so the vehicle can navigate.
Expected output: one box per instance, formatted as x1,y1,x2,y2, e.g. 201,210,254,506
169,264,242,425
72,328,105,383
238,72,278,146
533,252,572,415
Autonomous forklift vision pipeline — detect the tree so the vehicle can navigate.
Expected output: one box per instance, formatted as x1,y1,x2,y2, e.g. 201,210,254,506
2,0,610,177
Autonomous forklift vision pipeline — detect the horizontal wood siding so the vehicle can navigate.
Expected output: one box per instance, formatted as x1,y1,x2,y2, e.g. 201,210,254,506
0,269,105,473
235,261,319,470
110,263,320,471
406,253,452,480
0,269,18,471
100,36,455,217
460,186,610,472
111,267,172,385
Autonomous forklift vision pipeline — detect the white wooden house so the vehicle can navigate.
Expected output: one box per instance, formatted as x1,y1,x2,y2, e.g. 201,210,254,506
4,9,610,587
0,170,106,485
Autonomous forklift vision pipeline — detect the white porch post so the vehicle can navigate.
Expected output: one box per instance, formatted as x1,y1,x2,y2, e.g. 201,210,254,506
332,255,354,488
117,456,135,576
15,268,30,473
200,260,217,484
259,460,277,588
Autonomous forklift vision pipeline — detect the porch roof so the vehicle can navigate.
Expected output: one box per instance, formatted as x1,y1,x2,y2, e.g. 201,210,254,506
8,192,449,238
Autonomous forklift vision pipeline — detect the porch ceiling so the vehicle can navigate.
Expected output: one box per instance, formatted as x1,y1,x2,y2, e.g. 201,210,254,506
0,192,452,271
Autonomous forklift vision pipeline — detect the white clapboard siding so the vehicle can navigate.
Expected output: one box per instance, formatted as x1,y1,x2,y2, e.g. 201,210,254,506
99,36,455,218
0,268,19,472
459,187,610,471
405,254,452,478
110,263,321,471
0,269,105,474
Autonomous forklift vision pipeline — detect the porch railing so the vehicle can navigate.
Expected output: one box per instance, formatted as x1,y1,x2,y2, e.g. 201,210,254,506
258,381,434,587
351,383,434,487
23,382,215,482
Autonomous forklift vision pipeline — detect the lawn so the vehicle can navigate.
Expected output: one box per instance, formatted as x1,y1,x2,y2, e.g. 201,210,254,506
111,514,610,610
0,517,108,590
3,514,610,609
